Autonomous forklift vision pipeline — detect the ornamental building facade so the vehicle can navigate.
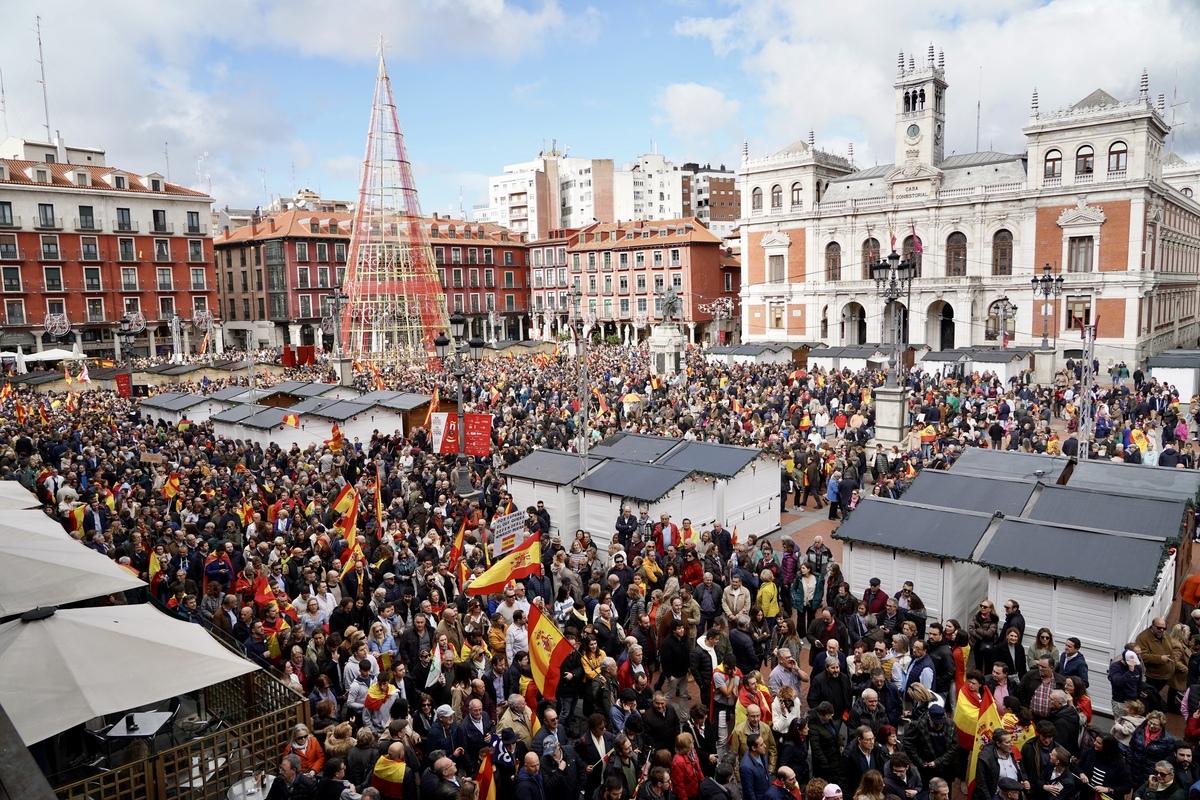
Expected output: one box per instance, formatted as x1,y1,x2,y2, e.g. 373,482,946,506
738,46,1200,366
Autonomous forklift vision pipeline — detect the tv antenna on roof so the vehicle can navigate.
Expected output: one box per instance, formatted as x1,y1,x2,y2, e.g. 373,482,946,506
35,16,52,141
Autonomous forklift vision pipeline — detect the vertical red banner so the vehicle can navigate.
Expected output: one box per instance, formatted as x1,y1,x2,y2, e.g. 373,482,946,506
115,373,131,398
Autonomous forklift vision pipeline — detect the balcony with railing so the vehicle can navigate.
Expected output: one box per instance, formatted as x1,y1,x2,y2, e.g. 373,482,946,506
86,309,107,323
39,246,65,262
151,221,174,235
187,249,206,263
5,310,24,324
77,249,106,263
0,216,21,229
0,246,23,261
469,278,480,288
74,217,102,232
1107,169,1127,182
186,222,208,235
113,220,139,233
1074,172,1094,185
484,276,495,288
452,278,463,288
1043,176,1063,188
118,249,139,263
191,280,207,291
83,277,103,292
121,279,140,292
34,215,63,231
43,277,65,292
2,277,21,292
157,279,174,291
154,249,175,263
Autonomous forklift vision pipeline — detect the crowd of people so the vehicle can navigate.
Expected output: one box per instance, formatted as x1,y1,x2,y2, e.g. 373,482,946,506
10,341,1200,800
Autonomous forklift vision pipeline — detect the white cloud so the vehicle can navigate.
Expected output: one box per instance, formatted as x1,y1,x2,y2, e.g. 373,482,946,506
676,0,1200,166
655,83,742,155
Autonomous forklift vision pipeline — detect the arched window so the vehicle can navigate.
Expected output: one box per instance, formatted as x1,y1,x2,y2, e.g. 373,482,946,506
1108,141,1128,172
790,183,802,208
751,187,763,211
1076,145,1094,175
1044,150,1062,179
946,232,967,277
820,306,829,340
903,234,922,278
771,185,782,209
861,237,880,279
1184,187,1194,198
825,242,842,282
992,229,1013,276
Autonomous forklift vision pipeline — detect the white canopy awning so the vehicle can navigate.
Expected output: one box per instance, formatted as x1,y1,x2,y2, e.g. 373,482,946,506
23,348,82,362
0,605,258,745
0,529,144,617
0,481,43,510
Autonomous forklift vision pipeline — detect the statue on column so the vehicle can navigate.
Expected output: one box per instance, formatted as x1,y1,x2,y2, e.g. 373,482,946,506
661,286,682,325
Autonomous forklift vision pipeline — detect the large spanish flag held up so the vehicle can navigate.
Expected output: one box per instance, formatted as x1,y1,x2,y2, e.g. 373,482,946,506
465,533,541,596
954,677,984,750
527,604,573,701
966,687,1004,799
476,747,497,800
332,483,357,515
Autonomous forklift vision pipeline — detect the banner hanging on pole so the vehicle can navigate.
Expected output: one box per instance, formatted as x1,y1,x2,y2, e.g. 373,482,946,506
429,412,494,457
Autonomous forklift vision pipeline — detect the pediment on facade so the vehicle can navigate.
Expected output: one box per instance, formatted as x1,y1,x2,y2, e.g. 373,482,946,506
885,160,944,183
761,231,792,248
1057,196,1106,227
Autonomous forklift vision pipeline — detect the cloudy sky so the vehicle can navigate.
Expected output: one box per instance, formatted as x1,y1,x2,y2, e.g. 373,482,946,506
2,0,1197,216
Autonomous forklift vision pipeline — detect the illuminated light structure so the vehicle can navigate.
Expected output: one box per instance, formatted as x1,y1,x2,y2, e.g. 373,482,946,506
341,50,448,365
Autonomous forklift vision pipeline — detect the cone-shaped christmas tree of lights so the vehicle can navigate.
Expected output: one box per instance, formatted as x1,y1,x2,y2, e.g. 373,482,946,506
341,50,448,365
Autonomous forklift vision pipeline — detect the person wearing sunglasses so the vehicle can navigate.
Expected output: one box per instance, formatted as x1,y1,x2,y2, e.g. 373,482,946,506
1135,618,1175,702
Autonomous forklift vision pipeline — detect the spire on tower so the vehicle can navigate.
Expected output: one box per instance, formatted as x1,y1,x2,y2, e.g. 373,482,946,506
742,139,748,162
937,49,944,69
908,55,915,72
808,129,815,148
1140,68,1149,99
341,47,449,366
897,51,905,75
1031,87,1039,115
847,142,854,166
927,43,934,64
1158,92,1166,113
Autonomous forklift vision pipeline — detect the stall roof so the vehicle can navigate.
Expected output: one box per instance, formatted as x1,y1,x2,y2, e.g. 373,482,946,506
590,432,680,463
158,394,211,412
1146,351,1200,368
284,397,342,416
654,440,762,478
1027,484,1187,540
240,407,291,430
11,371,65,385
501,450,604,485
1066,459,1200,504
808,346,887,359
138,392,186,410
210,404,269,423
372,392,434,412
575,460,692,503
706,345,737,355
832,497,993,561
978,517,1167,594
207,386,250,402
901,470,1035,517
301,400,373,422
950,448,1071,482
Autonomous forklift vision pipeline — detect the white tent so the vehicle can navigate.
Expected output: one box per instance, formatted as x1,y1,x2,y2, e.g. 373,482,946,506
0,605,257,745
3,509,71,537
23,348,82,362
0,529,144,617
0,481,43,510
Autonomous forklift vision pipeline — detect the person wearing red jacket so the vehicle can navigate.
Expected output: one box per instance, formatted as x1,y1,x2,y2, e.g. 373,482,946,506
671,732,706,800
654,514,680,557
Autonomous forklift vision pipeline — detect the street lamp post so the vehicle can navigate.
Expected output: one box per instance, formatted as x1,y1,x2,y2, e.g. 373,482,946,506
434,313,485,501
993,296,1018,348
116,315,136,395
1031,263,1064,350
871,250,917,388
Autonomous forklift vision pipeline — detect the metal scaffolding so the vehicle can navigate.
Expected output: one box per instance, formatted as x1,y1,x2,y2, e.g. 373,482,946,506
341,51,448,365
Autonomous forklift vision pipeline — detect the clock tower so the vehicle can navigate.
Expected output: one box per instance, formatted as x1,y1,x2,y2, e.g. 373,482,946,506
894,45,948,167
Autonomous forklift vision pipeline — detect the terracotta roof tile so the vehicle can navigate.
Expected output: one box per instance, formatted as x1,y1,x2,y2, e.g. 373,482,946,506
0,159,210,198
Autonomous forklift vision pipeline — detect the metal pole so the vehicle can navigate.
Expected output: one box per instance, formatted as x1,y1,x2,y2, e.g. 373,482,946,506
1040,292,1050,350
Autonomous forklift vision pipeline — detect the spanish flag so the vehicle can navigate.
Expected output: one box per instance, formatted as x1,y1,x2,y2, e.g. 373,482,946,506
238,500,253,525
364,681,394,713
371,757,408,798
446,513,467,577
13,402,25,425
37,404,49,425
162,473,181,501
525,679,542,735
591,386,609,414
338,498,362,580
332,484,357,516
199,330,210,356
650,375,662,391
966,688,1004,799
282,413,299,428
325,423,344,451
466,533,542,596
0,383,11,402
489,385,500,404
424,387,439,427
69,503,87,532
527,604,573,701
954,679,984,750
476,748,497,800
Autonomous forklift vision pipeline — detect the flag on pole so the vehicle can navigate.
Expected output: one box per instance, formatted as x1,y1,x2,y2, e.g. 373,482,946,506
374,462,385,539
426,643,445,688
64,363,73,386
466,534,542,596
424,388,440,427
337,495,362,580
78,362,91,383
526,604,574,701
911,223,923,255
332,484,356,515
524,680,542,735
888,224,896,250
162,473,181,501
446,514,467,580
282,413,299,428
325,423,345,451
199,330,210,355
966,688,1004,799
476,748,497,800
591,386,609,414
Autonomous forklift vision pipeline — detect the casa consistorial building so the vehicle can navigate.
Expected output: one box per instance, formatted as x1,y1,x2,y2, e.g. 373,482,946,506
739,45,1200,366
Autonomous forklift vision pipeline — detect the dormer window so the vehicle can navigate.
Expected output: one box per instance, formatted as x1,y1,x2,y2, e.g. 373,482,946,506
114,175,126,189
0,164,8,181
75,171,89,187
151,179,162,192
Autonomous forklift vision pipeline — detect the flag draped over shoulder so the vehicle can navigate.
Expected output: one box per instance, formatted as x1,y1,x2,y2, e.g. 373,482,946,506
954,681,984,750
966,688,1004,799
476,747,497,800
526,604,573,701
466,534,541,596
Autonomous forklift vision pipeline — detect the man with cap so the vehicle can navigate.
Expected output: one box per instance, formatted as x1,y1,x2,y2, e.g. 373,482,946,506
380,572,403,605
863,578,888,616
996,777,1024,800
902,703,958,786
540,733,582,800
426,705,464,770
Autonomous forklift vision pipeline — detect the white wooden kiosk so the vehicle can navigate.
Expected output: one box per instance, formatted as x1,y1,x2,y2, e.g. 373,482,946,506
501,450,604,540
1146,350,1200,401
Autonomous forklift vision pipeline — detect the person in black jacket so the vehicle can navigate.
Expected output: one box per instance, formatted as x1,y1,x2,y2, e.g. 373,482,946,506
697,760,735,800
690,629,722,712
1076,733,1132,800
808,704,844,785
1049,690,1081,758
840,725,887,796
808,659,853,724
661,620,692,714
1021,722,1060,800
973,730,1019,800
926,624,956,699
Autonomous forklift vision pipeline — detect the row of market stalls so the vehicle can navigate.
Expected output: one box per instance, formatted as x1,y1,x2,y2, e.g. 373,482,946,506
138,382,434,446
501,432,780,549
0,482,305,800
833,448,1200,717
0,358,292,395
1147,349,1200,400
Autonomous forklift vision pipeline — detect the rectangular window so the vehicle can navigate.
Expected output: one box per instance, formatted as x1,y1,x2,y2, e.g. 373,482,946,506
318,266,329,287
587,253,596,270
725,273,734,292
653,275,665,293
468,247,478,264
670,249,681,267
256,270,263,290
124,297,140,315
159,297,175,318
483,248,493,265
637,297,648,313
187,211,201,234
1068,236,1093,273
603,252,612,269
78,206,95,230
157,268,173,291
80,237,99,261
469,268,480,287
451,247,462,264
653,251,665,268
434,246,445,264
257,298,265,319
43,266,63,292
1065,295,1092,329
452,268,463,287
152,209,168,233
635,252,646,269
227,271,234,292
0,234,14,260
572,253,581,270
41,236,60,260
47,298,65,317
0,202,12,226
2,267,20,291
335,243,346,262
485,268,495,288
296,242,309,261
620,298,630,315
228,298,236,319
121,268,138,291
190,268,206,291
504,251,514,266
619,252,629,269
154,240,171,262
244,299,252,319
636,274,647,292
316,242,328,262
119,238,135,262
336,267,345,285
38,204,56,228
298,266,310,288
241,272,248,291
769,255,785,283
588,276,597,293
116,208,132,231
86,298,104,322
254,246,261,266
299,295,312,317
83,267,101,291
188,240,203,262
5,300,24,324
770,303,785,330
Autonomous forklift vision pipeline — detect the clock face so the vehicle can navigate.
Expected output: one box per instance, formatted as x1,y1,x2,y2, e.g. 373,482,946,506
907,124,920,138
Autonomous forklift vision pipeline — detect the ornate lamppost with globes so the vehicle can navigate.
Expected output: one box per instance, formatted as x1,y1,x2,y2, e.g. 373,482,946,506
870,249,917,388
433,313,485,500
1031,264,1064,350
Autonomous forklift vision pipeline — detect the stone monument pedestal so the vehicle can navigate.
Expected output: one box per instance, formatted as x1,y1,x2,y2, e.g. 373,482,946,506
649,323,686,376
333,357,355,387
1033,347,1056,385
873,384,912,450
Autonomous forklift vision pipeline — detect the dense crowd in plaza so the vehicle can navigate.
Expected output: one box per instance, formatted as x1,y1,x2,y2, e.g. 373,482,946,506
10,342,1200,800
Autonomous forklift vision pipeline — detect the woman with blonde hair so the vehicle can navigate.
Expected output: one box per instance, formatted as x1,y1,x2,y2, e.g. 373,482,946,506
323,722,355,759
1169,623,1191,705
772,684,803,735
854,769,885,800
670,731,704,800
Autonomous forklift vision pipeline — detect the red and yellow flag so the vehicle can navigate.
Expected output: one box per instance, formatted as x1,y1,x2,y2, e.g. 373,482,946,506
966,688,1004,799
337,495,362,580
325,423,344,451
0,383,12,402
525,679,542,735
332,484,357,516
199,330,210,356
69,504,87,532
162,473,181,500
527,603,573,701
37,404,49,425
282,413,299,428
424,388,440,427
466,534,541,596
591,386,609,414
476,748,497,800
13,402,25,425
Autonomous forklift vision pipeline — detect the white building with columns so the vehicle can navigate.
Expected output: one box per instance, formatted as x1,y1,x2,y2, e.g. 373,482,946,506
739,46,1200,368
